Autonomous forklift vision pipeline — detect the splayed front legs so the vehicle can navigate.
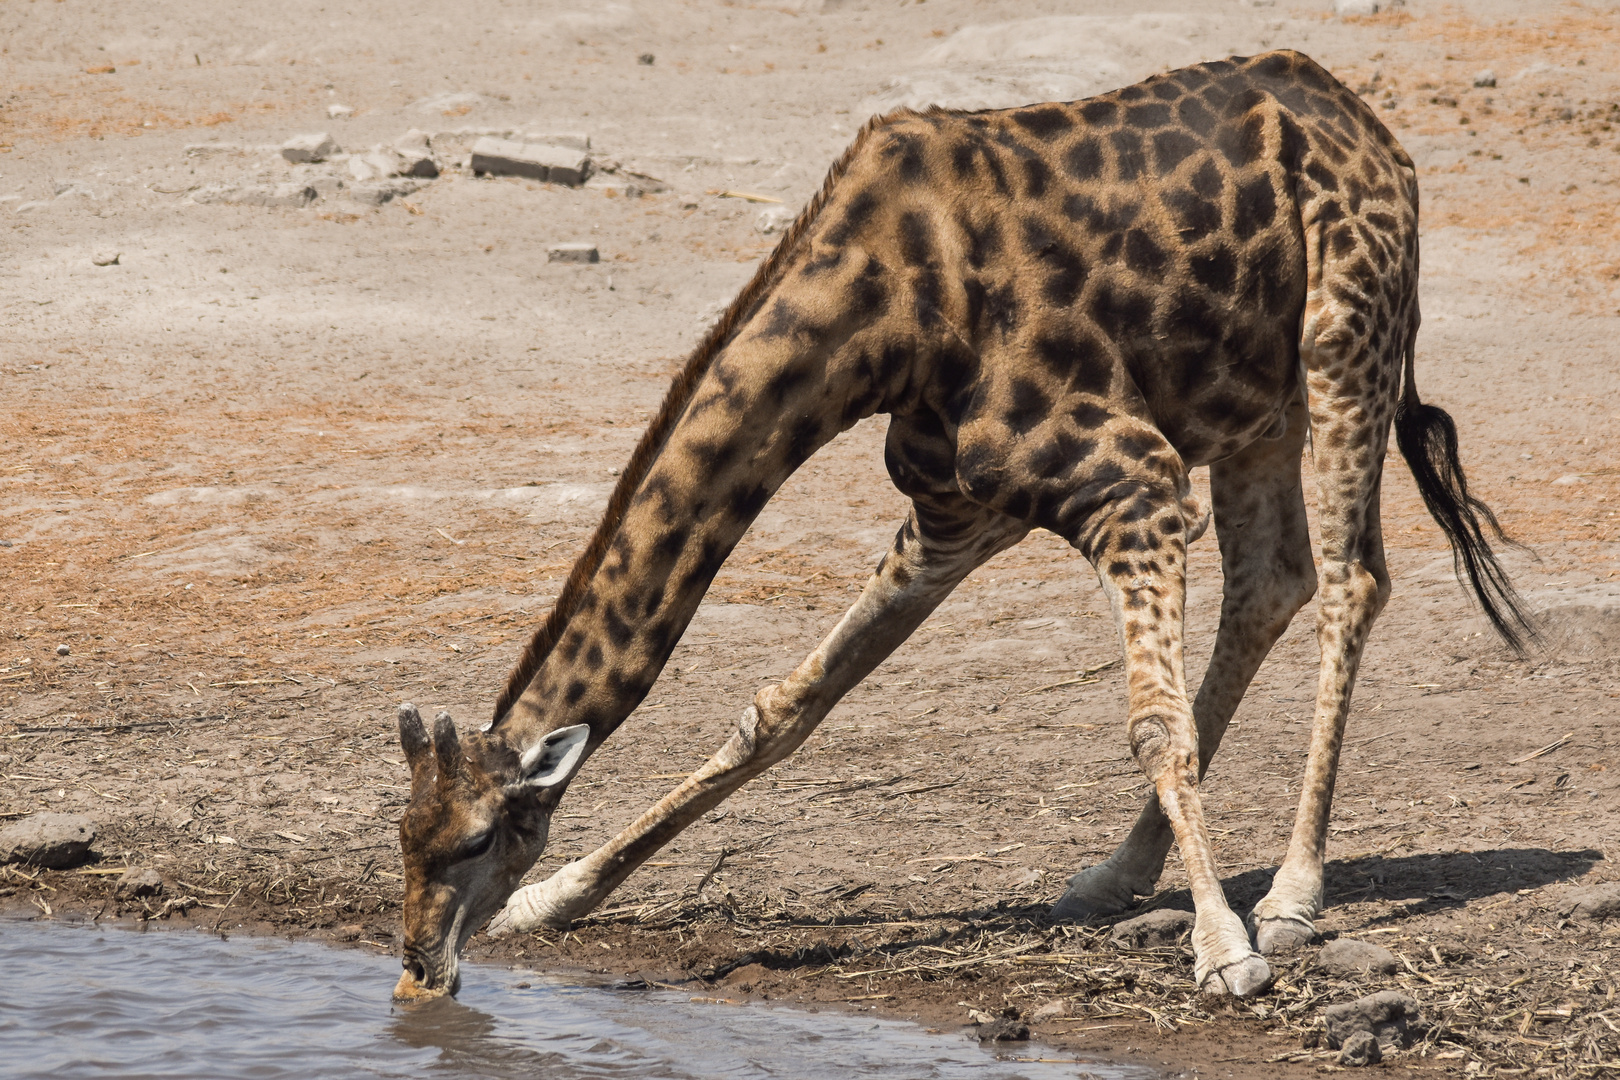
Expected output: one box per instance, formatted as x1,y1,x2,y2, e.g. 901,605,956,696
488,495,1027,935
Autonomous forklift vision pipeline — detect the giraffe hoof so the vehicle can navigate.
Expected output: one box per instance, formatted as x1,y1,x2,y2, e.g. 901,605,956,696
1201,954,1273,998
1050,864,1152,920
1252,915,1316,955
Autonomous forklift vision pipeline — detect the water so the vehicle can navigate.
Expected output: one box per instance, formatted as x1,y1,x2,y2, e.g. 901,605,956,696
0,920,1150,1080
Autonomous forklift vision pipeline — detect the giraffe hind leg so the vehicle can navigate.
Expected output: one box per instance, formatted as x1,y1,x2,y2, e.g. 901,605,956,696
1248,251,1403,953
1052,476,1269,995
1053,400,1316,920
488,495,1027,934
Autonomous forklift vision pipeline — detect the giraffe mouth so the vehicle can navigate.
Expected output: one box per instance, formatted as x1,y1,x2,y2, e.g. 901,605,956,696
393,947,460,1001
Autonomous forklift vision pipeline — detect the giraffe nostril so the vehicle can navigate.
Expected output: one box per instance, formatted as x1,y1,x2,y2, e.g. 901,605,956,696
403,957,427,984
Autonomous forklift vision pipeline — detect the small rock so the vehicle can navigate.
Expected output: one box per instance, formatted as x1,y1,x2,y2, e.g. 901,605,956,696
91,252,120,266
304,173,345,197
470,137,592,186
638,52,655,65
0,812,97,869
1473,69,1498,88
1334,0,1380,14
347,152,398,183
1030,999,1068,1023
1318,937,1398,976
280,132,340,163
755,204,796,235
55,644,70,656
1324,990,1429,1051
392,129,439,178
975,1017,1029,1042
1110,908,1194,949
1562,883,1620,921
114,867,165,899
1338,1029,1382,1067
548,242,600,264
1552,474,1586,486
348,179,419,206
327,103,354,119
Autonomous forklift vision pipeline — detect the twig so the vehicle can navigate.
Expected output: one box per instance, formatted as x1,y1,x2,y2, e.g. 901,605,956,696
1511,731,1573,765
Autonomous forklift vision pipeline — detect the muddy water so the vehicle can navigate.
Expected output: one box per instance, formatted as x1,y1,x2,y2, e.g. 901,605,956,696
1,920,1150,1080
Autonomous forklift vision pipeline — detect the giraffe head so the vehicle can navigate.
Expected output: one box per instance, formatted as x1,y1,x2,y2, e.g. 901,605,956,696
391,703,589,1001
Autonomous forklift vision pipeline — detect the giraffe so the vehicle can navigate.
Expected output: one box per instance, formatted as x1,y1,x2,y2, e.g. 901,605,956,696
391,50,1533,1003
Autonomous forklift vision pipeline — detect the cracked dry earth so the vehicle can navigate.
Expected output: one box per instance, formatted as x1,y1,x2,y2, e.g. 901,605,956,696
4,1,1620,1077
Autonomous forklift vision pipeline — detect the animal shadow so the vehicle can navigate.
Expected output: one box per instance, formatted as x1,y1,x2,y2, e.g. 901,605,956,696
1140,847,1602,918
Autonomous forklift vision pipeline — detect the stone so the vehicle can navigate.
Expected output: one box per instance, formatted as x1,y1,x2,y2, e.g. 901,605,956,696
1318,937,1398,976
975,1017,1029,1042
347,180,419,206
1324,991,1429,1050
114,867,165,899
548,242,599,264
392,130,439,178
280,132,340,163
91,252,120,266
755,204,796,235
1338,1029,1382,1067
55,644,70,656
1109,908,1194,949
0,813,97,869
470,137,592,186
1562,883,1620,921
304,174,345,197
347,152,399,183
327,103,354,119
1474,69,1498,88
1030,999,1068,1023
1334,0,1380,14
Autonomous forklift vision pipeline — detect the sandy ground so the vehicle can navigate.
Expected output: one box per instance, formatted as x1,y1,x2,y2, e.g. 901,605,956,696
5,1,1620,1076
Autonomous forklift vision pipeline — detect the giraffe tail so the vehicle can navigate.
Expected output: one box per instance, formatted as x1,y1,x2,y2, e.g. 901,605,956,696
1393,345,1539,655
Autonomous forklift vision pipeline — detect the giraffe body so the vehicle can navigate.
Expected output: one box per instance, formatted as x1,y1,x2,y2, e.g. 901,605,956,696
393,51,1530,1003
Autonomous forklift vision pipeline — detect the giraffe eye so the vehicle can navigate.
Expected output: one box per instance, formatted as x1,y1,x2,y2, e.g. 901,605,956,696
459,831,494,861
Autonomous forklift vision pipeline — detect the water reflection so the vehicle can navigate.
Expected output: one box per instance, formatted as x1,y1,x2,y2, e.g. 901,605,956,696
1,919,1151,1080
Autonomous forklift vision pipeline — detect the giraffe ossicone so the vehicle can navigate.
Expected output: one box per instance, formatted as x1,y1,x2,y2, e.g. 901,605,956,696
391,50,1533,1004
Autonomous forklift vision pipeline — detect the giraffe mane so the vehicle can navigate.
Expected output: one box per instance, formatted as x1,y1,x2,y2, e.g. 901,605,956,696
490,108,917,728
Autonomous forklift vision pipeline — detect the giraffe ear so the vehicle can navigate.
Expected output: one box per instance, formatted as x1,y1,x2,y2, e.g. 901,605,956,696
513,725,590,790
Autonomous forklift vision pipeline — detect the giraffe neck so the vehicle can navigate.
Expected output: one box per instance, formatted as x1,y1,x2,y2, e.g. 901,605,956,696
497,326,867,756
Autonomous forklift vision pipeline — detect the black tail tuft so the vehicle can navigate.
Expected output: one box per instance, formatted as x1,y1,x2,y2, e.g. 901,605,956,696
1394,396,1538,654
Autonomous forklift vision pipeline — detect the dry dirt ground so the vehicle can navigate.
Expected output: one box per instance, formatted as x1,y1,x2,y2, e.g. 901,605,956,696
5,1,1620,1076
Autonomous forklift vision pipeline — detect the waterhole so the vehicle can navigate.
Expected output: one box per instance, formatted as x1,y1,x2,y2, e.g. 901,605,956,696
2,920,1150,1079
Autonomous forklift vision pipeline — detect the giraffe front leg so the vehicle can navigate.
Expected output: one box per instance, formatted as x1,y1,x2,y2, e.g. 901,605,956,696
490,497,1027,936
1054,483,1269,996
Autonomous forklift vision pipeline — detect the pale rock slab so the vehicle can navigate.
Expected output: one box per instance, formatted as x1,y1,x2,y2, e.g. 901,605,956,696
280,132,340,163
